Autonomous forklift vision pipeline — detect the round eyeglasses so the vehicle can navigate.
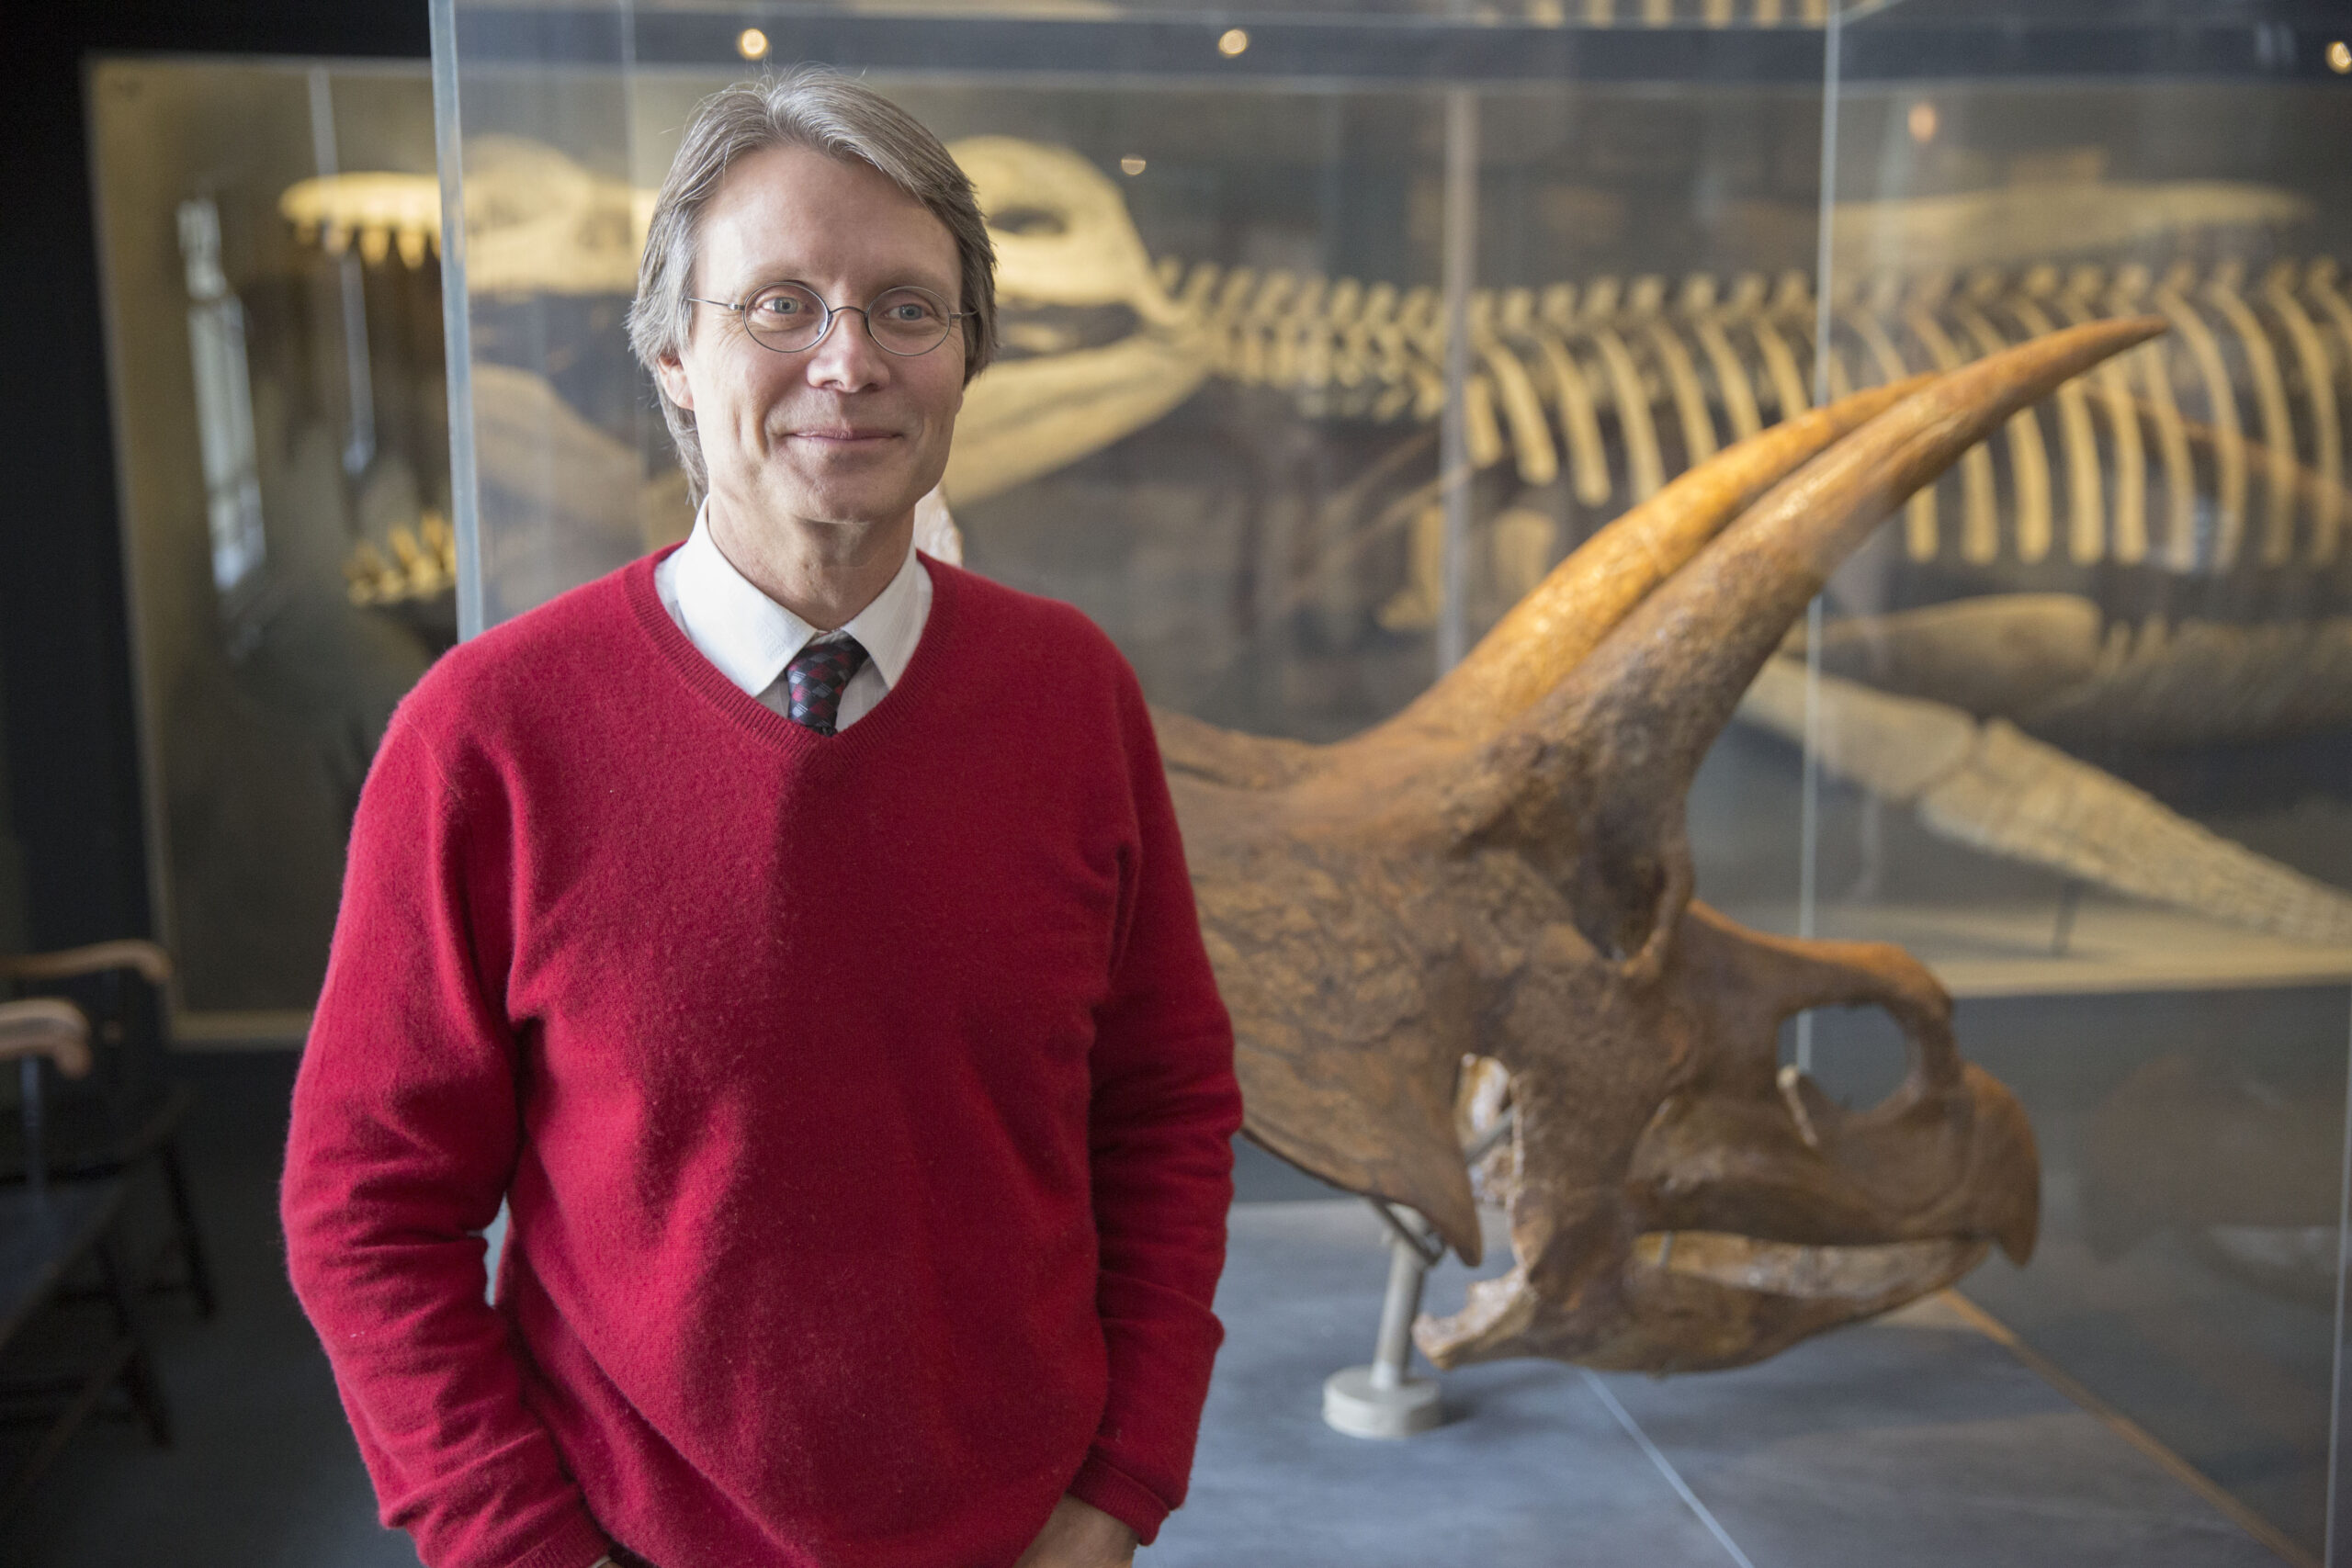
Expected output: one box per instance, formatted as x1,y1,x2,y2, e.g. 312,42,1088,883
688,281,967,357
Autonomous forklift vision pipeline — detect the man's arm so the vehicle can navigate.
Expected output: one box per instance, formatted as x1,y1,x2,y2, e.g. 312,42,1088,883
282,712,613,1568
1067,667,1246,1544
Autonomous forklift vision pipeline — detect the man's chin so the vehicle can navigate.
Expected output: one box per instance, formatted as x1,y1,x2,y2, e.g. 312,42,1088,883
763,483,925,536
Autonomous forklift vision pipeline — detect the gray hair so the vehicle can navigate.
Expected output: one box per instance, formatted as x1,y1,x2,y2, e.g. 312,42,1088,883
628,68,998,502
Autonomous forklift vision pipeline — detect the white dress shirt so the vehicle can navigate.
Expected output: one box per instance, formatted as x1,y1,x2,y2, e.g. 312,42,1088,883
654,505,932,730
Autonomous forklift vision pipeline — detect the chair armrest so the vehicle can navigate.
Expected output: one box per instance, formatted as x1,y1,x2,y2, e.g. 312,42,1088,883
0,998,93,1077
1,940,173,987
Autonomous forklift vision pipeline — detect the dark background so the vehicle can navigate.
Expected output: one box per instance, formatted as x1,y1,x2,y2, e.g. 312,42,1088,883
0,1,430,957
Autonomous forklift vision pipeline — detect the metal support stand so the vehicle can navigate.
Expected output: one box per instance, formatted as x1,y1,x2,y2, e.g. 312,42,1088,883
1322,1106,1514,1439
1323,1205,1444,1438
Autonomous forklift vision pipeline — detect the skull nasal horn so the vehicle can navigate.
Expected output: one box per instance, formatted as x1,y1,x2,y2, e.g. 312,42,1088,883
1378,374,1933,750
1446,317,2169,971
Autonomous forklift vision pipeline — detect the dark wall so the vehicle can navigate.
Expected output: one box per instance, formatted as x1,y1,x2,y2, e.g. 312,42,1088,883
0,4,429,950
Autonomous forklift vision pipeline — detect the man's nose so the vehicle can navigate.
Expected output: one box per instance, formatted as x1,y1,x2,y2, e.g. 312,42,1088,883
803,306,889,390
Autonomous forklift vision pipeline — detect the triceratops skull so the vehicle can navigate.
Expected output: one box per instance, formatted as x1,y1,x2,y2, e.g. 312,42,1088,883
1158,318,2163,1372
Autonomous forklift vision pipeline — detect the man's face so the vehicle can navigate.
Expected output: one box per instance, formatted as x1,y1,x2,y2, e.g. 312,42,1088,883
660,143,967,536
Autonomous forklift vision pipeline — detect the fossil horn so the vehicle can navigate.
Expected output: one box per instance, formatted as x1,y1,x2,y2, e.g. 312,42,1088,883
1160,377,1936,789
1375,375,1934,748
1448,316,2168,968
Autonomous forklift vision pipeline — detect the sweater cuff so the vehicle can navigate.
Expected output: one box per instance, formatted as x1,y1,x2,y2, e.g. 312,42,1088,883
508,1506,615,1568
1069,1450,1171,1546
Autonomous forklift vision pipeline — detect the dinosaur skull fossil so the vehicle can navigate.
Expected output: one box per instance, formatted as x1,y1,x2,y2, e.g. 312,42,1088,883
1159,318,2163,1371
942,136,1212,505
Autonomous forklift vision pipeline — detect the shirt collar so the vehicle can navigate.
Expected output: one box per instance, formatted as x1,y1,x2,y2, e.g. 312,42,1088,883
669,503,926,699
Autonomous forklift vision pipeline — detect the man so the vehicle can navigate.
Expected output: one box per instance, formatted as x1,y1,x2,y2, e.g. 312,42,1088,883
283,71,1241,1568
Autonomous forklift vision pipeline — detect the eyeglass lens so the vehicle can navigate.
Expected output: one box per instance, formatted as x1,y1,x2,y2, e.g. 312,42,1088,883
743,283,955,355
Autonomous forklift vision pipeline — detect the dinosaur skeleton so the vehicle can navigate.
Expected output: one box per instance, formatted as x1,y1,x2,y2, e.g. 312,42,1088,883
285,141,2352,948
1165,321,2162,1369
1735,658,2352,947
1789,593,2352,751
1157,253,2352,583
279,145,2332,575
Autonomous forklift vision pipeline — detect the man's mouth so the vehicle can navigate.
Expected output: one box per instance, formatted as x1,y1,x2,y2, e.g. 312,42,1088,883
787,427,899,446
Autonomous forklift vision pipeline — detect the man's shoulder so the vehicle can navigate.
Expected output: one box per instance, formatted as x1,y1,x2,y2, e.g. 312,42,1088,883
396,557,652,750
930,558,1128,676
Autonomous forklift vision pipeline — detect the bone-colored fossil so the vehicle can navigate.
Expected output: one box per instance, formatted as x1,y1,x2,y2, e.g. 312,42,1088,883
280,171,441,268
1736,656,2352,947
290,143,2352,953
1170,254,2349,590
284,137,653,297
1794,593,2352,750
278,141,2329,559
343,511,458,606
1163,321,2161,1370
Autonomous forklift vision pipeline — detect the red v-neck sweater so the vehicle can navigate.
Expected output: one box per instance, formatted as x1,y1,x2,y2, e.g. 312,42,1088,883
282,554,1242,1568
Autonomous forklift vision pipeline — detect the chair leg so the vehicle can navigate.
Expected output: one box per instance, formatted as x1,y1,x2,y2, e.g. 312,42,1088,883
156,1137,218,1319
95,1234,172,1448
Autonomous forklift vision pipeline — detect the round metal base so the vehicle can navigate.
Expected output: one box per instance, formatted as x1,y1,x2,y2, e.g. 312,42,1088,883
1322,1365,1443,1438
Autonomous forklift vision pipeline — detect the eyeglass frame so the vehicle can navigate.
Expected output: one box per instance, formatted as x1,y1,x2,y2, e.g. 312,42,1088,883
685,280,972,359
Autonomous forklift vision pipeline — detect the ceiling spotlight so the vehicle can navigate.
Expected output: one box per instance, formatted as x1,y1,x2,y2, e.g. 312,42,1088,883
1119,155,1147,176
1907,100,1938,142
738,28,771,61
2328,39,2351,73
1217,28,1250,57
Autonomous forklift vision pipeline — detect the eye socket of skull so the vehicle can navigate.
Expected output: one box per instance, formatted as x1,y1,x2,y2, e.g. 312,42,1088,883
988,205,1069,239
953,136,1184,324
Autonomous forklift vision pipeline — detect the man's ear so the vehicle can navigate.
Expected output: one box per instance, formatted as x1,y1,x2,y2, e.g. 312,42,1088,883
656,351,695,412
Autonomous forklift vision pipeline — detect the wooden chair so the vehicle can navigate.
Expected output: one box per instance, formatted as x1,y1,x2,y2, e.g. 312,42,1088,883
0,998,173,1513
1,942,214,1317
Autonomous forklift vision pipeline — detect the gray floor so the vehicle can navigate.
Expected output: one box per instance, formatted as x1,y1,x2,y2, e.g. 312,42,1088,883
0,1060,2304,1566
3,1056,417,1568
1161,1199,2286,1568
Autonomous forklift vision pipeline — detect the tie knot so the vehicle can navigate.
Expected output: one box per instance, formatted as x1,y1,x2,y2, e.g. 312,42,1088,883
783,636,870,736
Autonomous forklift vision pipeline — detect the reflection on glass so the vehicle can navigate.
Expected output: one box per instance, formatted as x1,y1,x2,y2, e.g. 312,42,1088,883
178,197,269,615
90,59,448,1032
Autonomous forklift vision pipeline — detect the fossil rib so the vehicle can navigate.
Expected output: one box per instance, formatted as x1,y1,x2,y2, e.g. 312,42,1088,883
1739,657,2352,945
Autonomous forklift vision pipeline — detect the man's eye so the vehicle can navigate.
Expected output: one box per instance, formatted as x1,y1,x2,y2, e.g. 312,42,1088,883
880,296,940,322
753,295,807,317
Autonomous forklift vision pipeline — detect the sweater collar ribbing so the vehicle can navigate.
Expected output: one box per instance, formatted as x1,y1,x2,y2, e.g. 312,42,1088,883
624,545,961,760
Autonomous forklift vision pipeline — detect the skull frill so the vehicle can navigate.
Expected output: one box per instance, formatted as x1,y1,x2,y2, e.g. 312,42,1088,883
1157,318,2165,1375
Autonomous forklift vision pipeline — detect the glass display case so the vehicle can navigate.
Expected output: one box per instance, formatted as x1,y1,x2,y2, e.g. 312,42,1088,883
67,0,2324,1558
87,58,447,1037
428,0,2352,1558
1803,4,2352,1553
423,0,2352,1551
435,0,1841,745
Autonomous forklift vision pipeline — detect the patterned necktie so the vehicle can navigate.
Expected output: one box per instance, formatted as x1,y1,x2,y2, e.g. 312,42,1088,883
781,636,870,736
